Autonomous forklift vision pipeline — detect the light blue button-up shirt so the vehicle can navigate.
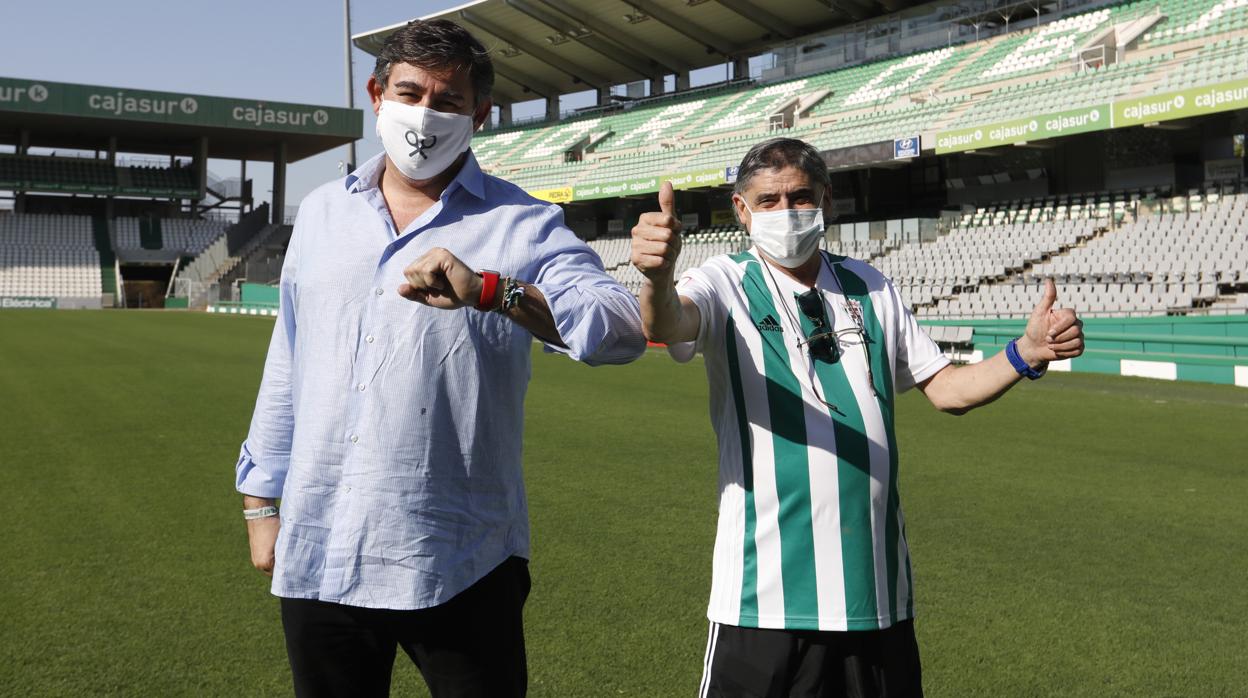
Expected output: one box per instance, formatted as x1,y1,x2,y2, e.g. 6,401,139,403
235,151,644,610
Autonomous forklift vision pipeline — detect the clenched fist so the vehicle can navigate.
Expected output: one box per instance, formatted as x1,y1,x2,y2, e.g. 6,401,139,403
631,180,683,284
399,247,486,310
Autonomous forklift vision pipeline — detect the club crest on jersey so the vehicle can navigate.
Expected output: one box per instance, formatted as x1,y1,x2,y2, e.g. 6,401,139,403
843,299,864,327
755,315,783,333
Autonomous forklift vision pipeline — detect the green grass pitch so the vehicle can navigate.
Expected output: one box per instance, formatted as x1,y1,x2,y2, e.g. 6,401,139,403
1,309,1246,696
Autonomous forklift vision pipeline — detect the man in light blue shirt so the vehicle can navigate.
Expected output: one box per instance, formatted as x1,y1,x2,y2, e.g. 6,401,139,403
235,19,644,697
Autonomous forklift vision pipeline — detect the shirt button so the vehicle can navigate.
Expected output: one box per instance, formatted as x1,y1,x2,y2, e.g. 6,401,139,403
365,335,375,343
349,434,359,444
357,383,366,391
375,288,383,296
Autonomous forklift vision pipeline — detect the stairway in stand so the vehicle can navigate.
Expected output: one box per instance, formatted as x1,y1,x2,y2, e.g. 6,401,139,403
91,215,117,304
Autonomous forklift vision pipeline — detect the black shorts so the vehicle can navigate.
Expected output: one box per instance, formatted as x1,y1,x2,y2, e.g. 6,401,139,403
698,620,923,698
280,556,530,698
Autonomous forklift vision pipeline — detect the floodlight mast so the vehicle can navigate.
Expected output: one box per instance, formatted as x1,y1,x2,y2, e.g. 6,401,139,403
344,0,357,174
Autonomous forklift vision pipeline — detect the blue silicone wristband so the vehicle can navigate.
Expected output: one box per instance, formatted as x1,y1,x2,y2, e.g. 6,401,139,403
1006,338,1045,380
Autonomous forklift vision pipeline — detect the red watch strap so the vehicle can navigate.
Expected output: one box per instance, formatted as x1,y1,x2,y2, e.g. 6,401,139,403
476,270,500,311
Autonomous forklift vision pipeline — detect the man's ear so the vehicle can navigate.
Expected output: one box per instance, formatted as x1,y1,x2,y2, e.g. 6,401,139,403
732,193,749,228
472,97,494,132
367,75,384,115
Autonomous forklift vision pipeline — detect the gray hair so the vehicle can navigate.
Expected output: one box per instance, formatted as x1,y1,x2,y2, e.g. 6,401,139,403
733,138,830,197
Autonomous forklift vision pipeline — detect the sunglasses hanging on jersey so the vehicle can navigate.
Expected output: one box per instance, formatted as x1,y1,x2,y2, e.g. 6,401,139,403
795,288,879,401
796,289,841,363
762,256,879,411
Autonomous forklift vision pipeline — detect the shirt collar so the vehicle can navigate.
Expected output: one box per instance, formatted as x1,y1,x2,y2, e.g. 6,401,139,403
344,151,385,194
344,149,485,202
450,150,486,201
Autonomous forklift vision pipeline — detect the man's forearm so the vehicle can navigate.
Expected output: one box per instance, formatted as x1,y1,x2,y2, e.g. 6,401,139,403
640,277,685,343
924,347,1041,414
923,280,1084,414
243,495,277,509
500,283,565,348
242,494,280,577
946,352,1024,412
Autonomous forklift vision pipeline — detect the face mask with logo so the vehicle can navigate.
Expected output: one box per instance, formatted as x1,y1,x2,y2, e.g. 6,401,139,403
743,198,826,268
375,99,474,181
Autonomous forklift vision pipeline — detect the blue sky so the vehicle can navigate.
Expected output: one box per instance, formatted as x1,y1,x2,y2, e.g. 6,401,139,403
1,0,737,211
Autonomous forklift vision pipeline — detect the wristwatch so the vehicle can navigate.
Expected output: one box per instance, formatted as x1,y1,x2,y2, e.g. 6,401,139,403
476,270,501,311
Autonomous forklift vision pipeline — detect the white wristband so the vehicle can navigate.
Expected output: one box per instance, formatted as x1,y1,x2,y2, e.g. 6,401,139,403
243,506,279,520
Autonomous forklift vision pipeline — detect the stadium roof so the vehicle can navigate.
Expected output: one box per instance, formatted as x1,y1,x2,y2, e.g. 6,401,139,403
353,0,922,104
0,76,362,162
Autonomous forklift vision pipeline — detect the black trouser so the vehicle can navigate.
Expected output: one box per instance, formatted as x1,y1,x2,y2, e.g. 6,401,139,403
699,620,923,698
280,556,530,698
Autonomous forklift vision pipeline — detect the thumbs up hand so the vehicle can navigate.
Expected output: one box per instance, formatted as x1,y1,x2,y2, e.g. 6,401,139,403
631,180,683,284
1017,278,1085,367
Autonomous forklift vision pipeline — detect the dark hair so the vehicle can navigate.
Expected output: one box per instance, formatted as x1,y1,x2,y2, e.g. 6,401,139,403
373,19,494,104
733,138,830,196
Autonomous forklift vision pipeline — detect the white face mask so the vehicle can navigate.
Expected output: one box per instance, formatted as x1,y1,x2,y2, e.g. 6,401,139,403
375,100,474,181
743,199,826,268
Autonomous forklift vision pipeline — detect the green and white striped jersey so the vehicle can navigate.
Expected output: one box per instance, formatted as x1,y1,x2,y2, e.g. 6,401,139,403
671,249,949,632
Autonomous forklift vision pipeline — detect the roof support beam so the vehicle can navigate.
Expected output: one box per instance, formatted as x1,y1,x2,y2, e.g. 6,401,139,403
535,0,691,76
714,0,801,39
503,0,655,79
492,63,560,99
488,81,527,104
459,9,611,88
812,0,873,22
623,0,737,57
838,0,876,22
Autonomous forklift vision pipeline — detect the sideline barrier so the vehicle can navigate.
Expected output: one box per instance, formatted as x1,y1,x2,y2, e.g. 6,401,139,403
193,305,1247,386
206,301,278,317
240,283,279,305
922,316,1248,387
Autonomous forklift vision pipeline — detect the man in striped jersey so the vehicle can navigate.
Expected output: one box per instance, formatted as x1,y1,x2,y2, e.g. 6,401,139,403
631,138,1083,697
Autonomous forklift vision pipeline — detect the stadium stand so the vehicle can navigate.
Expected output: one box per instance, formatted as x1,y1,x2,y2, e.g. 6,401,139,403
1141,0,1248,47
174,205,287,293
586,185,1248,323
956,53,1169,125
473,3,1133,190
457,0,1248,205
414,0,1242,332
4,0,1240,324
0,154,199,198
122,164,197,198
1149,34,1248,92
0,210,241,304
0,214,103,299
822,239,897,262
1,74,357,307
943,9,1114,89
914,191,1248,318
881,218,1098,306
588,225,750,296
214,222,294,289
112,217,227,256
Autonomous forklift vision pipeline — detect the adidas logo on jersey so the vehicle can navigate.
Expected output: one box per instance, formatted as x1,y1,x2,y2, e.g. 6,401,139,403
755,315,783,332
